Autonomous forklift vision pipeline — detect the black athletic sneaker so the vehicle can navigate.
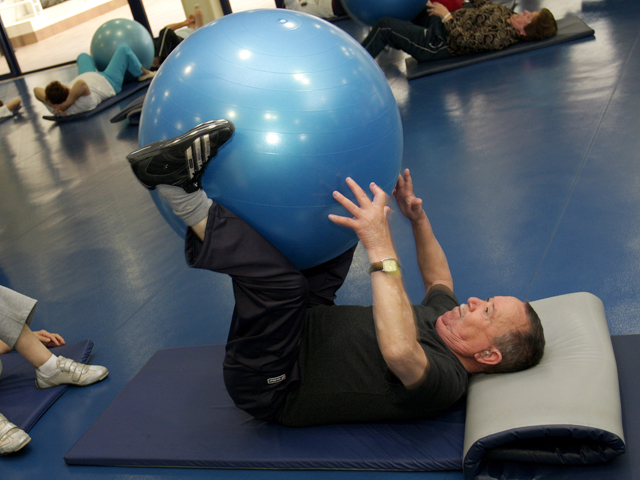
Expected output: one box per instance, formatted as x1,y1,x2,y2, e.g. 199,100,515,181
127,119,235,193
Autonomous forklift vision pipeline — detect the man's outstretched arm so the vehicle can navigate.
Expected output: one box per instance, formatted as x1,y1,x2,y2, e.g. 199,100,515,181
329,177,428,387
394,168,453,295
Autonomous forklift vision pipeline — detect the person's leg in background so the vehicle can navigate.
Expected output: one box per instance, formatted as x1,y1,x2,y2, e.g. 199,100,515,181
76,52,98,75
362,16,451,62
153,28,183,69
0,98,21,118
99,45,153,94
0,286,109,455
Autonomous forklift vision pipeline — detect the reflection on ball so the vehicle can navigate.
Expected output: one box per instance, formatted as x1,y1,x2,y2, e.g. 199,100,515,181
141,10,403,269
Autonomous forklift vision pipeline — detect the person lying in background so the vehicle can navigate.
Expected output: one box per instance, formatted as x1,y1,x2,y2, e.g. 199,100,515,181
362,0,557,63
33,45,154,116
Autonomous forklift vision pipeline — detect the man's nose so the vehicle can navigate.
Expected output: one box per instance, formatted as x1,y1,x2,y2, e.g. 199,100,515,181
467,297,482,310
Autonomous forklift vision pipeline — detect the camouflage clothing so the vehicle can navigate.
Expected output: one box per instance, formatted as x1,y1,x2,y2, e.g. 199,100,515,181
445,0,520,56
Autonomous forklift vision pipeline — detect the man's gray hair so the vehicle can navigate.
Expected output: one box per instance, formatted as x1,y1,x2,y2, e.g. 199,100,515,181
485,301,545,374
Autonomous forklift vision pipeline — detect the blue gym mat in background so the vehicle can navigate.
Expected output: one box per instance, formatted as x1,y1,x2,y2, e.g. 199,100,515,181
0,340,94,432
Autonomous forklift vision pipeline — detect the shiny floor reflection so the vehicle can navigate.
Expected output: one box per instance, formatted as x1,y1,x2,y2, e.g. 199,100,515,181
1,0,639,479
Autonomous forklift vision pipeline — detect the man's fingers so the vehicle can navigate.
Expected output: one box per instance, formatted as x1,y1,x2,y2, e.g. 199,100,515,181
328,213,353,227
345,177,373,206
334,177,376,214
332,177,389,221
369,182,388,206
403,168,413,188
332,189,359,216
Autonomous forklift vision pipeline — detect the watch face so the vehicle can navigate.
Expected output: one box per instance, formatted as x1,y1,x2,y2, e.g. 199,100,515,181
382,258,399,273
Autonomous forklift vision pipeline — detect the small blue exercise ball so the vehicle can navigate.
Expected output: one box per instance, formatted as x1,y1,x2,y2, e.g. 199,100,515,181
140,9,402,270
341,0,426,26
90,19,154,75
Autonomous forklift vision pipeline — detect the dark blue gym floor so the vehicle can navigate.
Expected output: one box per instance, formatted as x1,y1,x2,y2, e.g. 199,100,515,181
1,0,639,478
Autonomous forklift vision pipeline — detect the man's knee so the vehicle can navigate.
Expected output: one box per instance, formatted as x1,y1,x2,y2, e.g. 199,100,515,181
223,365,293,422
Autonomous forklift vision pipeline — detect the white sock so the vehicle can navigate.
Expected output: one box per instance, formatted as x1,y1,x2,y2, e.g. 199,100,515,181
157,185,212,226
37,354,58,376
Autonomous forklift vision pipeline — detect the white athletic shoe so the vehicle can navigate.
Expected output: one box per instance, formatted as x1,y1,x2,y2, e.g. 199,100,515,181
0,414,31,455
137,71,156,82
35,356,109,389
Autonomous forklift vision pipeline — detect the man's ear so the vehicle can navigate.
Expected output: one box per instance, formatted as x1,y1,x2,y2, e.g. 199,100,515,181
474,347,502,366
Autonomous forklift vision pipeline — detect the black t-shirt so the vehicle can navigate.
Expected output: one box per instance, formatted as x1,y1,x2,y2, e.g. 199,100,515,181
278,286,468,426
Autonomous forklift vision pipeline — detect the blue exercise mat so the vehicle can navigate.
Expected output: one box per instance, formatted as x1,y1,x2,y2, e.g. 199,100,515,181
405,16,595,79
0,340,94,432
42,80,151,122
64,343,466,470
65,335,638,477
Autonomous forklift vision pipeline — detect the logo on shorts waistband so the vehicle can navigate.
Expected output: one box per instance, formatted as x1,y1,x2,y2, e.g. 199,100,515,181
267,374,286,384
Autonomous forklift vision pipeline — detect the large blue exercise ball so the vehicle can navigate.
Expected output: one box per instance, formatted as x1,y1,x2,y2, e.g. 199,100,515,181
341,0,426,26
90,19,154,75
140,9,402,270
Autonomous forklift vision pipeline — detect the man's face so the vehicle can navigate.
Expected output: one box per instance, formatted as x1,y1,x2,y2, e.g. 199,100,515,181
510,10,539,34
435,296,528,359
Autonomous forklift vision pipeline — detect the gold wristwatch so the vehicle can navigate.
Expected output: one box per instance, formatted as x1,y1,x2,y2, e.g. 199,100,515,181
368,258,401,277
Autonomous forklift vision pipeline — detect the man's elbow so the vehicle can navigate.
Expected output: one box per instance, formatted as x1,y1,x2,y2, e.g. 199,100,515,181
383,344,412,367
383,344,427,385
